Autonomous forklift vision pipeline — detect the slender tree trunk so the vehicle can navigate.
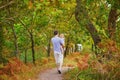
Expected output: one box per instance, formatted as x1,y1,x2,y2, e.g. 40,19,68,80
75,44,77,52
6,0,19,57
18,19,36,64
30,31,35,64
64,37,70,57
108,8,118,40
24,49,28,64
0,26,3,64
47,38,51,57
11,25,19,57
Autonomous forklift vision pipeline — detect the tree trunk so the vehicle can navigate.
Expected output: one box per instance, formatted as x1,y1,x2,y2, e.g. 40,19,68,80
64,37,70,57
75,44,77,52
11,25,19,57
47,38,51,57
86,22,101,45
108,8,117,40
18,18,36,64
0,26,3,64
0,26,8,64
24,49,28,64
75,0,101,46
30,31,35,65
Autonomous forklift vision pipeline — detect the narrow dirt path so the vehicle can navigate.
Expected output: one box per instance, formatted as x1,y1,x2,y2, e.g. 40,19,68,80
37,67,72,80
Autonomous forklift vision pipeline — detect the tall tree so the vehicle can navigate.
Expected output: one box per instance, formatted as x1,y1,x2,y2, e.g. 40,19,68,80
75,0,101,46
10,23,19,57
107,0,120,40
75,0,120,44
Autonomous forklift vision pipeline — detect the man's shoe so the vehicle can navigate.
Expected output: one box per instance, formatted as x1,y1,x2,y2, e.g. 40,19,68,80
58,70,61,74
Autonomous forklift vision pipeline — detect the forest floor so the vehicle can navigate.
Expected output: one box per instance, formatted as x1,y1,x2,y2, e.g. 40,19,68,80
34,52,82,80
36,67,73,80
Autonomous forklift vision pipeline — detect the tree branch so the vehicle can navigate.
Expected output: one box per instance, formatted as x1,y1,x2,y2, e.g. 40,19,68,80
0,1,15,10
18,18,31,34
68,12,74,21
5,17,15,22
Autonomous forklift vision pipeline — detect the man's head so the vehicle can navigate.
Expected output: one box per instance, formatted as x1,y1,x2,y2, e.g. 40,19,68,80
54,30,58,36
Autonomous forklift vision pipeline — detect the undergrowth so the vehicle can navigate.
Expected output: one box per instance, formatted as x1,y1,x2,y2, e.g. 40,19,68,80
0,56,55,80
63,40,120,80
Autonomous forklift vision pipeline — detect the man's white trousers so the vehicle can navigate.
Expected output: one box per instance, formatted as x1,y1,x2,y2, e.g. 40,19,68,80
54,52,63,71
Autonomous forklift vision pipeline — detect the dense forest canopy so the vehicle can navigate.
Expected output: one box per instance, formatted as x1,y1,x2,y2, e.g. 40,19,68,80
0,0,120,62
0,0,120,80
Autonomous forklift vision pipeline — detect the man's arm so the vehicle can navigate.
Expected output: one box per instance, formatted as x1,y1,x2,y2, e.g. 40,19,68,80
60,39,65,49
61,43,64,48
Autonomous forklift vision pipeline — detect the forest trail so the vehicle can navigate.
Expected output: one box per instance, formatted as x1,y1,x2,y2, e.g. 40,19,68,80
37,67,72,80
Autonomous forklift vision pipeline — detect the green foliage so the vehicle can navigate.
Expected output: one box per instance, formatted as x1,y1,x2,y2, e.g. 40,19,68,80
0,1,120,80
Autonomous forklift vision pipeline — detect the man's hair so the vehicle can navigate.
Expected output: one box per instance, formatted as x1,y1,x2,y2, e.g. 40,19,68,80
54,30,58,35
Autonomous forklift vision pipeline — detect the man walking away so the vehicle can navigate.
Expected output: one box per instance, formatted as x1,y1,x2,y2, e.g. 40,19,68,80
51,31,64,74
